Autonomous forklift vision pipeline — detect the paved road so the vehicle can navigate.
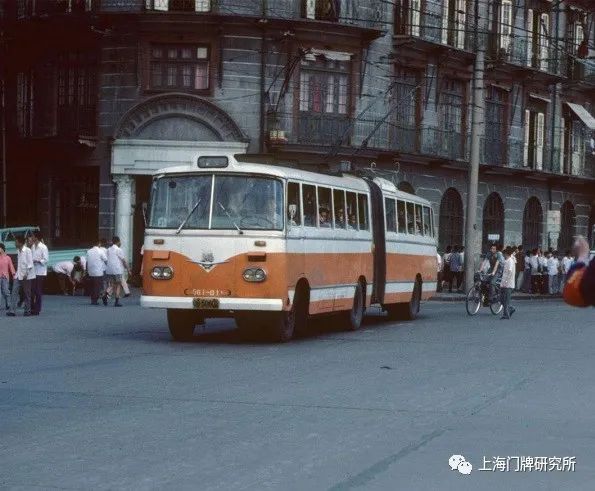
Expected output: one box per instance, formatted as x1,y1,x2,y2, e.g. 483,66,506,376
1,295,594,490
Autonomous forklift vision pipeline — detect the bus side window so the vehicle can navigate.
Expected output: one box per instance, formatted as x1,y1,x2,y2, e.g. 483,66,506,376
302,184,317,227
406,202,415,234
422,206,431,237
397,200,406,233
415,204,423,235
358,193,369,231
346,192,358,230
333,189,346,229
430,208,436,237
318,186,332,228
385,198,396,232
287,182,301,226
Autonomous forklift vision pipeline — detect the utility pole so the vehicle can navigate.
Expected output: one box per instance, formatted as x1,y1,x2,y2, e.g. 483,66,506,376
464,0,485,290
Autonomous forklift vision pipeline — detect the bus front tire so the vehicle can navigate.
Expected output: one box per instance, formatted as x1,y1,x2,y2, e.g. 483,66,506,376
386,279,422,321
344,282,365,331
167,309,198,342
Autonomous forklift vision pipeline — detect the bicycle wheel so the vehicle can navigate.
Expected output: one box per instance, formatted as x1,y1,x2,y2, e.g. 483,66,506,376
490,297,503,315
466,285,481,316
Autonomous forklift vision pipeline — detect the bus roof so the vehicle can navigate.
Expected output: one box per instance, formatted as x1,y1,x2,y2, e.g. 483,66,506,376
154,154,431,206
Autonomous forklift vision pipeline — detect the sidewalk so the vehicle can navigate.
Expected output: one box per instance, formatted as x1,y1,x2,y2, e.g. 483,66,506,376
430,291,562,302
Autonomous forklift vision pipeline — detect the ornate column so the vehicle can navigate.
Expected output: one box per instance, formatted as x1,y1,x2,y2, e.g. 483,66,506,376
113,174,134,263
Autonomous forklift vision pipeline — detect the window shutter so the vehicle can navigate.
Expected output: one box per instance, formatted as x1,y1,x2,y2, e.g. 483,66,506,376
441,0,449,44
456,0,466,49
411,0,421,36
500,1,512,53
559,117,565,173
526,9,533,66
536,112,544,170
306,0,316,19
150,0,168,11
195,0,210,12
574,23,584,54
571,121,583,175
523,109,530,166
540,13,549,70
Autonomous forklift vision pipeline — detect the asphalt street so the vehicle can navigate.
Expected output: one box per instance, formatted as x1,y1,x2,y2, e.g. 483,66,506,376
1,295,594,491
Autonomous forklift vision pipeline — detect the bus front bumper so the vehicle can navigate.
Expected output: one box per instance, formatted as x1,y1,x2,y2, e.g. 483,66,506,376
140,295,284,312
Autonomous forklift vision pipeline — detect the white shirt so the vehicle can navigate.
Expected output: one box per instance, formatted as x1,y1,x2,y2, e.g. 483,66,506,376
31,242,49,277
53,261,74,276
529,254,539,272
501,256,516,289
436,253,443,273
547,257,559,276
106,244,126,275
562,256,573,274
100,247,108,272
86,246,107,277
16,246,35,281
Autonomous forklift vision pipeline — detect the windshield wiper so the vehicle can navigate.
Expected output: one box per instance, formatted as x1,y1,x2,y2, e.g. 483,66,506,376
175,199,202,235
217,202,243,235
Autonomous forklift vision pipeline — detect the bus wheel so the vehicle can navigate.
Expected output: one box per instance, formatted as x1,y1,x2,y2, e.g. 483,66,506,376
267,309,295,343
167,309,196,342
344,282,365,331
386,279,422,321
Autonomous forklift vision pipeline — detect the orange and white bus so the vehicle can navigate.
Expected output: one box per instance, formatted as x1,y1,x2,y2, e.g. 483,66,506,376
141,153,437,342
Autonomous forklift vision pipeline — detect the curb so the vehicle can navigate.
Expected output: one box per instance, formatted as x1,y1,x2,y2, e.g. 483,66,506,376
430,294,562,302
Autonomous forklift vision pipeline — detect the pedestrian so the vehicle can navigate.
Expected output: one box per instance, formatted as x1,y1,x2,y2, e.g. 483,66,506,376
30,231,49,316
0,243,16,310
442,245,452,293
560,249,573,293
515,245,524,290
99,238,110,301
104,236,129,307
436,251,443,292
7,235,35,317
500,247,516,320
486,243,504,301
538,249,548,294
547,251,560,295
86,240,108,305
449,245,463,292
54,257,84,296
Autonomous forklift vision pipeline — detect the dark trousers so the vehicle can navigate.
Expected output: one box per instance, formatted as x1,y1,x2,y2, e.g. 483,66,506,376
31,276,44,314
9,278,32,315
501,287,513,318
90,276,104,303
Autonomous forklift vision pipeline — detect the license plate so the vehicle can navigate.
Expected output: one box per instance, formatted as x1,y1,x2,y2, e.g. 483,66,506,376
193,298,220,309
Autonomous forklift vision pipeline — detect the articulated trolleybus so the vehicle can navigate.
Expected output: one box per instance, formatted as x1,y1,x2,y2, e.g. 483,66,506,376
141,153,437,342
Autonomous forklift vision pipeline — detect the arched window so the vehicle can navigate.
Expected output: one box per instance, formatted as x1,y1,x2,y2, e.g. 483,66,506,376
559,201,576,252
438,188,464,251
398,181,415,194
522,197,543,250
482,192,504,251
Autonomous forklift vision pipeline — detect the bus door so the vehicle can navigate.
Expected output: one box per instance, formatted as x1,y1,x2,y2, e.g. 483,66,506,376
365,179,386,304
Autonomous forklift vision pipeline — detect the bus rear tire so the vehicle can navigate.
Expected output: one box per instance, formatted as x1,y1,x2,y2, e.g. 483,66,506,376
344,282,365,331
266,310,295,343
167,309,197,342
386,279,422,321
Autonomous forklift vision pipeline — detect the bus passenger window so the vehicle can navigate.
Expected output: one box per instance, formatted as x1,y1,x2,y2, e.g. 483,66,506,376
397,200,406,233
318,187,332,228
346,192,358,230
385,198,396,232
422,206,431,237
302,184,317,227
430,208,436,237
406,202,415,234
333,189,346,229
287,182,301,226
358,194,369,230
415,204,423,235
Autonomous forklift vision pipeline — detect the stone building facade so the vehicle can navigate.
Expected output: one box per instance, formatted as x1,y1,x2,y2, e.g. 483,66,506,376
0,0,593,267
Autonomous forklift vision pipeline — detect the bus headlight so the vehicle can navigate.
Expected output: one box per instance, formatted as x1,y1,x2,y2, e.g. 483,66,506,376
243,267,267,282
151,266,174,280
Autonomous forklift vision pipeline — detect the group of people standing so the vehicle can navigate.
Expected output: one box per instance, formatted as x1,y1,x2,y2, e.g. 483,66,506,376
437,245,465,293
518,248,573,295
0,233,131,317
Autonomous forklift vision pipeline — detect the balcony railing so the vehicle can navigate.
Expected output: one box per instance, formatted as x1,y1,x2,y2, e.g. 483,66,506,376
296,113,351,146
422,127,466,160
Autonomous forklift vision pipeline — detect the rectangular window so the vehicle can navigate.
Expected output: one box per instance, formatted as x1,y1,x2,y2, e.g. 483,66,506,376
346,192,358,230
406,202,415,234
333,189,346,229
526,9,534,66
150,44,210,91
410,0,421,36
303,0,340,22
499,0,513,53
539,13,549,71
357,194,369,231
148,0,211,12
442,0,466,48
385,198,397,232
302,184,317,227
422,206,432,236
16,72,32,137
414,204,423,235
317,187,332,228
397,200,407,233
288,182,302,226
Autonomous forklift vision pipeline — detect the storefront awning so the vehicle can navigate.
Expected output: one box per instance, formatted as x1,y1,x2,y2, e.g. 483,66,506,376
566,102,595,131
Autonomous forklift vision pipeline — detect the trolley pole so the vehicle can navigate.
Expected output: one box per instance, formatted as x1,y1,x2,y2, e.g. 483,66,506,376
464,1,485,291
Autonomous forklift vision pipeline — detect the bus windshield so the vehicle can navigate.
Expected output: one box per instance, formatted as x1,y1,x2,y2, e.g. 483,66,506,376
149,174,284,231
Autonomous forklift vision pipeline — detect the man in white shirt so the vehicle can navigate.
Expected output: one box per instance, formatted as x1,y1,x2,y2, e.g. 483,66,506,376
7,235,35,317
560,250,573,293
547,251,560,295
54,257,84,295
500,247,516,320
30,231,49,316
86,240,108,305
105,236,129,307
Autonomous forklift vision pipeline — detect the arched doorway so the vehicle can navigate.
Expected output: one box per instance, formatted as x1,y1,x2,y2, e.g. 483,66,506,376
559,201,576,252
438,188,464,251
482,192,504,251
398,181,415,194
522,197,543,250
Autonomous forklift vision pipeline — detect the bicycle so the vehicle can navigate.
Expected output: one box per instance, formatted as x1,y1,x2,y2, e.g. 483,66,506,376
465,272,504,316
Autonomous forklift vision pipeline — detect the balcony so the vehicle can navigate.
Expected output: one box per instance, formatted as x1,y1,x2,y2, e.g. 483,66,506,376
421,127,466,160
296,113,351,147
